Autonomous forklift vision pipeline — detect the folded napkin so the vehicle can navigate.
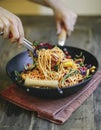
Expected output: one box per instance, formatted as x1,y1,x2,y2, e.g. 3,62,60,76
0,71,101,124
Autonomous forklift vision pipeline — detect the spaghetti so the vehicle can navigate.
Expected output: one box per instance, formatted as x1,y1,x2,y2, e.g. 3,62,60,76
19,43,96,88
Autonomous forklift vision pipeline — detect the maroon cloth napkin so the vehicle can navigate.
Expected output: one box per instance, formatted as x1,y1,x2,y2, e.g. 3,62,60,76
0,71,101,124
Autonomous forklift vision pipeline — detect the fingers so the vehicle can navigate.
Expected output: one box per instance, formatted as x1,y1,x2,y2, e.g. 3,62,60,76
0,15,10,38
56,18,72,37
8,16,24,44
0,7,24,44
9,20,19,43
55,9,77,37
64,12,77,36
17,17,24,44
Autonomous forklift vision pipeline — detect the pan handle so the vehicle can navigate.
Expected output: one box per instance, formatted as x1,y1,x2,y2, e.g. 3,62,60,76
58,28,67,46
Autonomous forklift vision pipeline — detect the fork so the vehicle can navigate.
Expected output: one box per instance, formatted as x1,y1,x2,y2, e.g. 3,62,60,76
0,32,35,52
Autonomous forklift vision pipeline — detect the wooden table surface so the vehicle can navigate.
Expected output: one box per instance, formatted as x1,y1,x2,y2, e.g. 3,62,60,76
0,16,101,130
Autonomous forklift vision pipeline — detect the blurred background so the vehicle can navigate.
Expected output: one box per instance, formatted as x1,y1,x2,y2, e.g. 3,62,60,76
0,0,101,16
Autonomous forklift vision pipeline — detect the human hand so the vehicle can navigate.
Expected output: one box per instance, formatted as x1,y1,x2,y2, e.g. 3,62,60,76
28,0,77,37
53,7,77,37
0,7,24,44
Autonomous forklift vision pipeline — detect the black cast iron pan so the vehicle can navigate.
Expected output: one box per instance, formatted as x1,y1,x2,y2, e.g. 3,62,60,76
6,46,98,98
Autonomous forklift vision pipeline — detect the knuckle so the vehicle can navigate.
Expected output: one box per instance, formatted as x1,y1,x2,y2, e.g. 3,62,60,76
0,23,3,29
14,35,19,40
10,37,17,43
4,21,10,28
10,33,19,41
10,17,17,25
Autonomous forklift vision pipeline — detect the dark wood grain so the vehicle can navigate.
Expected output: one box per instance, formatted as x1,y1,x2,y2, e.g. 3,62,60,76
0,16,101,130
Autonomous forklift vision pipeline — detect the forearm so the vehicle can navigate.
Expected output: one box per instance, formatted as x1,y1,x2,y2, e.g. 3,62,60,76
29,0,64,11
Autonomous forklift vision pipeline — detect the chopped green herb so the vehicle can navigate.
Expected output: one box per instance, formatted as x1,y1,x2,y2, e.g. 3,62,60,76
54,65,58,71
33,41,40,46
80,62,84,66
64,70,79,79
14,70,22,83
61,70,79,86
